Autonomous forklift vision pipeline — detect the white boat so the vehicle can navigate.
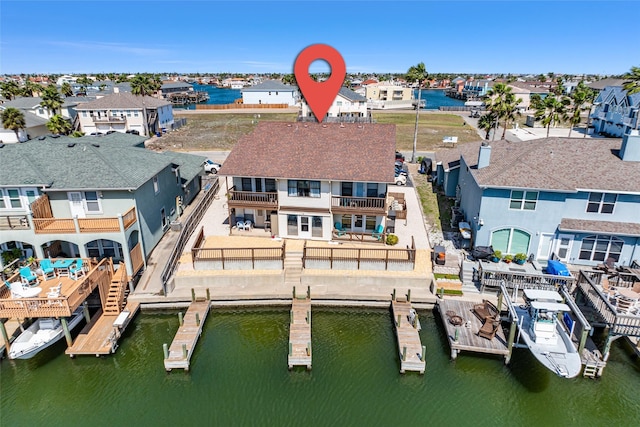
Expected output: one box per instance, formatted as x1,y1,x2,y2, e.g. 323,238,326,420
514,289,582,378
8,308,85,360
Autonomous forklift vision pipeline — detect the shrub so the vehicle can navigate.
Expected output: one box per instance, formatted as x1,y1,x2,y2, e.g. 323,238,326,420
386,234,399,246
492,250,502,259
503,254,514,262
514,253,527,262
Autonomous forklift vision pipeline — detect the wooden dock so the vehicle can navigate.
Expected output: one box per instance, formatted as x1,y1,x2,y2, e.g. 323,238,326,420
163,300,210,371
437,298,510,361
288,295,312,370
391,295,426,374
66,301,140,357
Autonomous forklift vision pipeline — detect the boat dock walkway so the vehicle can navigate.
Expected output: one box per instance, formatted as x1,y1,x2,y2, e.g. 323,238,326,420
66,301,140,357
391,291,426,374
288,288,312,370
437,298,510,361
163,297,210,371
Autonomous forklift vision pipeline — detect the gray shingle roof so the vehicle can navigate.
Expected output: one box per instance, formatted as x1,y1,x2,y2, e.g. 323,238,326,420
587,78,626,91
559,218,640,237
0,133,203,190
241,80,297,92
161,82,193,90
1,97,43,110
338,87,366,102
458,137,640,193
75,92,170,110
219,122,396,183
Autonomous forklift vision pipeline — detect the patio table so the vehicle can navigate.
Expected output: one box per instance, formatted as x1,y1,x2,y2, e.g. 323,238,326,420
52,259,74,277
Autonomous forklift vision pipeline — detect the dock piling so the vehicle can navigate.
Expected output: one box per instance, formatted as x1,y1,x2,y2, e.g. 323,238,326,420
163,343,168,359
392,288,396,301
82,301,91,323
61,317,73,347
178,312,184,327
407,289,411,302
421,345,426,361
206,288,210,300
196,313,200,326
182,343,187,359
191,288,196,302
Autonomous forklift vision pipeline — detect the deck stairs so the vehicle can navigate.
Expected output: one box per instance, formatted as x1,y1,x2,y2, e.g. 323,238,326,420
460,259,481,294
104,264,128,315
284,241,304,288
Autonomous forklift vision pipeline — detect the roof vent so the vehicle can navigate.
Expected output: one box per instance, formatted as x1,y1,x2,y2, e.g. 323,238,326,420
67,143,76,148
322,124,327,128
38,136,46,140
50,134,60,138
0,143,4,148
92,143,100,148
286,124,292,127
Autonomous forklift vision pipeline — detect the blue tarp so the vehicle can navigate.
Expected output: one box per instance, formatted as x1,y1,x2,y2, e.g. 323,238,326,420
546,260,571,277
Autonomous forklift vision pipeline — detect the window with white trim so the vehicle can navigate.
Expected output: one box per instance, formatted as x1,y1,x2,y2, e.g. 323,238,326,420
578,235,623,262
84,191,101,212
586,192,616,214
153,176,159,194
509,190,538,210
0,189,5,209
7,189,22,209
288,180,320,198
491,228,531,255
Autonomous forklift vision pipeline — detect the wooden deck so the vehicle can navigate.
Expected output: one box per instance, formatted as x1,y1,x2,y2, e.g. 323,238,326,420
66,301,140,357
391,297,426,374
288,296,312,370
164,300,210,371
437,299,510,360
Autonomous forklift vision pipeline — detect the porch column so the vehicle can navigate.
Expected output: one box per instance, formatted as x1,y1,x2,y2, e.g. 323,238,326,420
0,320,10,356
118,215,134,278
73,216,80,233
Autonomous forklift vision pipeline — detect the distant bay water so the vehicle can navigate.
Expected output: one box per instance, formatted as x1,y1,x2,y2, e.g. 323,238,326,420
176,85,465,110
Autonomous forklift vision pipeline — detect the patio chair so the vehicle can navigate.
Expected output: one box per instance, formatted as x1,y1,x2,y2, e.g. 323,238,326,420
243,220,253,230
334,222,346,237
20,266,39,286
478,318,500,340
47,283,62,298
69,259,85,280
236,220,246,230
39,259,56,281
9,281,42,298
372,224,384,241
472,299,498,322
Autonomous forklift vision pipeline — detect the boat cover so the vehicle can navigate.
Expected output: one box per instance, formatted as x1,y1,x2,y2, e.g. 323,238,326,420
546,260,571,276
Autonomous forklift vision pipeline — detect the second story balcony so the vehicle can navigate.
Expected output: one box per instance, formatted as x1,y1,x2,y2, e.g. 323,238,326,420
227,186,278,209
27,194,137,235
92,115,127,123
331,195,387,215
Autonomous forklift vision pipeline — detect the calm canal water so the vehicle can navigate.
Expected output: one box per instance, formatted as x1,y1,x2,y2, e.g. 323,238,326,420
2,308,638,426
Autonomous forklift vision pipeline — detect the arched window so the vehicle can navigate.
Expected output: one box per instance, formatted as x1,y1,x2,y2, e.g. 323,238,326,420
491,228,531,255
578,235,623,262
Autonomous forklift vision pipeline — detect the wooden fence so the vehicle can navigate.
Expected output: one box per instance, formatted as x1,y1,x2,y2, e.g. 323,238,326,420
196,103,290,110
191,246,286,270
303,237,415,270
129,242,144,276
160,178,220,294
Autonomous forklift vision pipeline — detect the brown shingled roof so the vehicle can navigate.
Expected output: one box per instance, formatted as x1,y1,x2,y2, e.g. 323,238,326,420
559,218,640,237
461,137,640,193
76,92,170,110
219,122,396,183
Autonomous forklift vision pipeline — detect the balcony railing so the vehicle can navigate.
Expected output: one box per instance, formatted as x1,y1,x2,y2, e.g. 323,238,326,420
32,206,137,234
331,195,387,215
92,115,127,123
0,214,30,230
227,186,278,208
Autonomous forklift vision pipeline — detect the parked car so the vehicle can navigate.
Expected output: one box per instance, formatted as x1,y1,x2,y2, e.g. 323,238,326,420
203,159,222,174
395,151,405,163
394,174,407,186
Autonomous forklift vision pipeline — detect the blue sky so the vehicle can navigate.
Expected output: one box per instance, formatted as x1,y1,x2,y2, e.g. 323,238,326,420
1,0,638,75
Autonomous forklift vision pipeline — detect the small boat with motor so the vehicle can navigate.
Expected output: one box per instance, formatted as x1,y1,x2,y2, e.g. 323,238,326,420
514,289,582,378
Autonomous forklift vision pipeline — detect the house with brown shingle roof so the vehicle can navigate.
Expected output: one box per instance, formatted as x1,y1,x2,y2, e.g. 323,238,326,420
436,133,640,267
75,92,173,136
218,122,396,241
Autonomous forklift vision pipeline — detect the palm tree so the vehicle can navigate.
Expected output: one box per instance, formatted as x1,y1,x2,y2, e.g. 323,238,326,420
484,83,521,140
622,66,640,95
46,114,72,135
478,113,497,140
76,76,92,95
22,81,44,97
568,81,594,137
40,86,63,117
60,82,73,97
406,62,428,163
130,74,161,96
1,81,21,100
535,94,571,137
1,107,26,140
282,74,297,86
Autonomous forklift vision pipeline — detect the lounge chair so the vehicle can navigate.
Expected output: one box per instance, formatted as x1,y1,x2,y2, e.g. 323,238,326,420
39,259,56,281
20,266,39,286
478,318,500,340
334,222,346,237
372,224,384,241
69,259,85,280
243,220,253,230
472,299,498,322
9,282,42,298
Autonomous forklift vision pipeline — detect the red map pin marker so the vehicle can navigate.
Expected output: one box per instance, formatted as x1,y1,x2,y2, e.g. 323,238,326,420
294,44,346,122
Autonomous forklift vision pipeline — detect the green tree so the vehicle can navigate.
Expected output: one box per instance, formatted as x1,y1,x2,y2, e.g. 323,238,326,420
478,112,498,140
1,107,26,140
568,81,594,137
622,65,640,95
40,86,63,116
130,74,161,96
22,81,44,97
406,62,428,163
282,74,297,86
76,75,92,95
535,93,571,137
1,81,21,100
485,83,522,140
60,82,73,97
46,114,72,135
